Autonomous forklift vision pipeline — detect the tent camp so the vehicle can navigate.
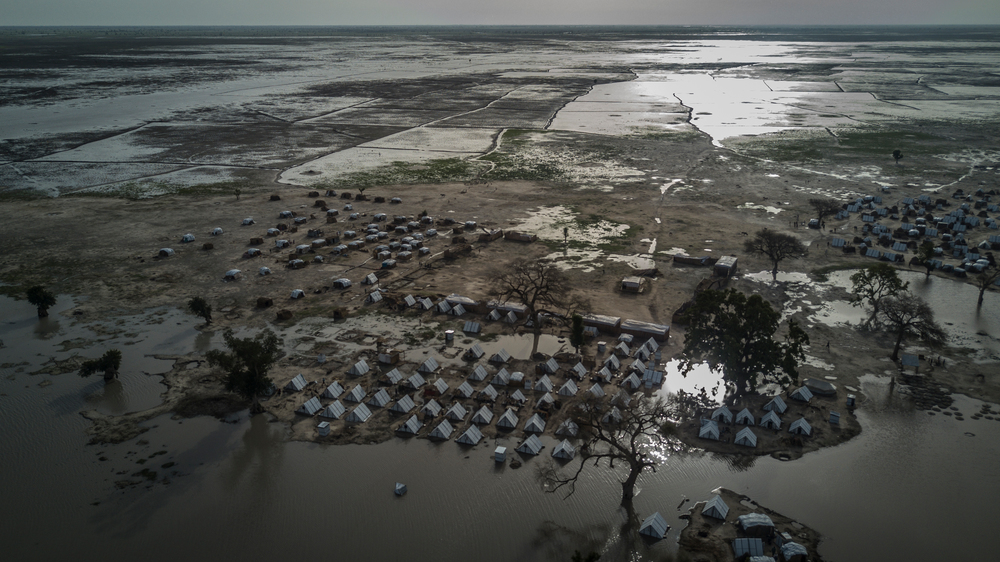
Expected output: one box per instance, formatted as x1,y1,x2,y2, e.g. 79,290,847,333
701,495,729,521
367,388,391,408
285,374,307,392
589,384,606,398
471,406,494,425
320,401,346,419
497,408,519,429
571,362,587,378
344,385,367,403
445,402,468,421
348,359,370,377
322,381,345,399
224,269,242,281
479,385,498,401
735,408,755,425
638,512,669,540
510,389,526,404
456,425,483,445
556,419,579,437
789,418,812,436
524,413,546,433
604,355,621,371
760,410,782,430
764,396,788,414
431,378,449,396
622,372,642,390
346,404,372,423
515,434,544,455
429,420,454,440
699,419,720,440
296,397,322,416
552,439,576,460
711,407,733,424
464,344,485,360
542,358,559,374
406,373,426,389
734,427,758,447
389,395,416,414
396,415,421,435
464,364,487,382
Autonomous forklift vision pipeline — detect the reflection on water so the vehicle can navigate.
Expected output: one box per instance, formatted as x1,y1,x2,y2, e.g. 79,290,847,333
33,316,61,339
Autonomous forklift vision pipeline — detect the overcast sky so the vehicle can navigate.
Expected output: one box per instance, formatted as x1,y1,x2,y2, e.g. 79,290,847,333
4,0,999,26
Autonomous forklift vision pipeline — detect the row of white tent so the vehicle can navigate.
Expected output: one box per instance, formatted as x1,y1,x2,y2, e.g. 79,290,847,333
699,415,812,444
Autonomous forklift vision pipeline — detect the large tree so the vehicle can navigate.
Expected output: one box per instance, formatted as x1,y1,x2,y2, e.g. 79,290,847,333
187,296,213,324
79,349,123,382
489,258,583,354
743,229,806,281
915,241,937,278
808,198,841,223
851,263,909,329
206,329,283,413
26,286,56,318
975,264,1000,307
878,293,946,361
677,289,809,398
541,394,672,509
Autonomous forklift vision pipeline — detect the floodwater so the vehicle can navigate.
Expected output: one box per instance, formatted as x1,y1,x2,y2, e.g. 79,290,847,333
2,292,999,561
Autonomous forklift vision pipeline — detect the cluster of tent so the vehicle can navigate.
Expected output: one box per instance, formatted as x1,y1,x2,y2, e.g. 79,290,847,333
698,391,819,445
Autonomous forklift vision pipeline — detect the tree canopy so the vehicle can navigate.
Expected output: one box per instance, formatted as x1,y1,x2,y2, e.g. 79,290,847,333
975,263,1000,307
850,263,908,329
678,289,809,398
743,229,806,281
79,349,122,381
26,286,57,318
878,293,945,361
489,258,584,353
808,198,841,222
206,329,283,408
892,149,904,165
916,241,937,278
187,296,213,324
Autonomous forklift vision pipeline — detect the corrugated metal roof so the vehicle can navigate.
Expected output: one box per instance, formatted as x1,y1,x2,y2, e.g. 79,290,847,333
429,419,454,440
390,395,415,414
639,512,669,539
515,434,543,455
296,396,323,416
735,427,758,447
346,403,372,423
457,381,475,398
322,381,345,399
552,439,576,460
524,413,546,433
497,408,519,429
702,495,729,520
471,406,494,425
456,425,483,445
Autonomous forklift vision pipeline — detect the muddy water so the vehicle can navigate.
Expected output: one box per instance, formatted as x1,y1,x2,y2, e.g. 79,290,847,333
1,294,998,561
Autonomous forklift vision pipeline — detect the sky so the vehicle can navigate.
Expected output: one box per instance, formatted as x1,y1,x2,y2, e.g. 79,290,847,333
4,0,999,26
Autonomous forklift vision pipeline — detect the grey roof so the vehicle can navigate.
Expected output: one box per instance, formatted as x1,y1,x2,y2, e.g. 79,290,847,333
612,389,631,408
348,359,370,376
407,373,426,388
445,402,468,421
320,401,346,419
639,512,669,539
366,291,383,303
604,355,621,371
456,381,475,398
389,395,416,414
901,354,920,367
346,403,372,423
490,348,511,363
735,427,758,447
524,413,546,433
469,365,489,382
285,374,307,391
418,357,440,373
344,385,367,403
602,407,623,424
515,434,544,455
641,369,663,386
790,386,814,402
465,344,485,359
436,301,452,314
781,542,808,559
384,368,403,384
699,419,720,440
403,294,417,307
736,408,755,425
558,379,579,397
463,321,482,334
534,374,553,392
542,358,559,373
419,297,434,310
764,396,787,413
789,418,812,435
571,362,588,377
497,408,519,429
831,237,846,247
429,419,454,440
491,368,511,386
552,439,576,460
367,388,391,408
711,406,733,423
471,406,494,425
487,309,502,321
733,538,765,558
432,378,449,395
421,399,441,417
623,372,642,390
760,410,782,429
451,303,466,317
322,381,345,399
397,415,421,434
702,495,729,520
510,389,526,403
479,385,498,401
456,425,484,445
535,392,555,410
589,384,606,398
556,418,579,437
738,513,774,530
296,396,323,416
597,367,613,382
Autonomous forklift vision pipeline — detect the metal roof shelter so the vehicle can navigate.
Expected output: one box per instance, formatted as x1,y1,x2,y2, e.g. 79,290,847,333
346,403,372,423
285,374,307,392
642,369,664,388
384,368,403,385
736,408,755,425
552,439,576,460
367,388,391,408
790,386,814,402
363,273,378,285
638,512,669,540
702,495,729,521
901,354,920,367
699,419,720,440
510,389,527,404
403,295,417,308
497,408,519,429
602,407,623,424
417,357,440,373
505,311,518,324
487,309,502,321
733,538,765,558
711,407,733,424
471,406,494,425
612,389,632,408
490,349,511,363
464,344,485,360
556,419,579,437
344,385,367,403
614,341,631,357
421,399,442,417
456,381,475,399
760,410,782,430
296,397,323,416
390,395,416,414
366,292,383,304
623,373,642,390
320,401,347,419
630,359,646,374
535,374,553,392
571,363,588,378
789,418,812,436
432,378,449,395
535,392,555,409
604,355,621,371
589,384,606,398
831,237,846,248
524,413,546,433
462,365,485,382
451,304,466,317
542,358,559,374
735,427,758,447
322,381,345,399
597,367,613,382
456,425,484,445
429,419,454,440
558,380,578,397
419,298,434,310
445,403,468,422
620,319,670,341
738,514,775,537
515,434,544,455
463,321,482,334
490,368,510,386
479,385,498,401
348,359,370,377
407,373,426,389
436,301,452,314
764,396,787,413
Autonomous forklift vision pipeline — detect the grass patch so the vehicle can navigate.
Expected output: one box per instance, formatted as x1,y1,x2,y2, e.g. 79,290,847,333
317,158,484,190
480,152,565,182
0,188,52,202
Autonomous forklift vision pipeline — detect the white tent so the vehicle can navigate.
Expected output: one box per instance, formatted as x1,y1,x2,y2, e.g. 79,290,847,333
456,381,475,399
702,495,730,521
418,357,440,373
469,365,489,382
432,378,449,395
296,396,322,416
497,408,519,429
602,407,623,424
429,419,454,440
552,439,576,460
735,427,758,447
456,425,484,445
419,298,434,310
258,266,271,276
290,289,305,299
465,344,485,360
490,349,511,363
535,392,554,409
589,384,606,398
760,410,782,430
524,413,546,433
571,362,587,378
515,434,543,455
445,402,468,421
479,385,498,401
396,415,421,435
384,368,403,385
699,419,720,440
367,388,391,408
510,389,526,404
623,372,642,390
285,374,307,392
471,406,494,425
344,385,367,403
346,403,372,423
181,233,195,243
711,407,733,424
390,395,416,414
421,399,442,417
534,374,553,392
789,418,812,436
322,381,345,399
348,359,370,377
735,408,755,425
491,368,511,386
320,401,346,419
638,512,669,540
542,358,559,374
451,304,466,317
558,379,578,397
407,373,426,389
789,386,814,402
556,419,579,437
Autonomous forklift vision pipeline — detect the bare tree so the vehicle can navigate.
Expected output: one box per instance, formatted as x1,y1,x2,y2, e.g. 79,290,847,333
540,394,672,509
879,293,946,362
850,263,909,329
489,258,584,354
743,229,806,281
808,198,841,223
975,264,1000,307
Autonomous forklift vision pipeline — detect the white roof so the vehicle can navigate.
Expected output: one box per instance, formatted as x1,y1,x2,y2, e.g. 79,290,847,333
524,413,546,433
639,512,669,539
290,289,305,299
456,381,475,398
344,385,367,403
322,381,344,399
389,395,416,414
346,403,372,423
429,419,454,440
515,434,543,455
367,388,391,408
556,419,579,437
552,439,576,459
471,406,494,425
558,379,578,397
497,408,519,429
445,402,468,421
456,425,484,445
296,396,322,416
396,415,421,434
735,427,758,447
285,374,307,391
421,399,441,417
320,401,346,419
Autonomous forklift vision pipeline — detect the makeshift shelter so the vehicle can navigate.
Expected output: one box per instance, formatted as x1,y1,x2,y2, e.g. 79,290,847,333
552,439,576,460
436,301,452,314
224,269,242,281
604,355,621,371
396,414,421,435
290,289,305,300
366,291,383,304
515,434,543,456
296,397,322,416
285,374,307,392
322,381,345,399
491,368,511,386
509,371,525,386
348,359,370,377
242,218,255,225
320,401,346,420
524,413,546,433
497,408,519,429
764,396,788,414
394,482,407,496
417,357,440,374
699,419,720,440
534,374,553,392
490,349,511,364
505,311,518,324
602,407,623,424
445,402,468,422
471,406,494,425
333,278,352,289
479,385,498,401
390,395,416,414
346,404,372,423
597,367,613,382
158,248,175,257
589,384,606,398
735,408,755,425
456,425,483,445
701,495,729,521
384,368,403,385
711,406,733,424
733,538,765,558
737,514,775,538
487,309,502,321
760,410,782,430
638,512,669,540
464,344,485,360
542,358,559,374
641,368,664,388
456,381,474,399
510,389,526,404
789,418,812,436
734,427,758,447
558,379,578,397
464,365,486,383
367,388,391,409
421,399,442,417
781,542,808,562
258,266,271,276
181,233,195,243
612,389,631,408
429,419,454,440
403,295,417,308
556,419,579,437
362,273,378,285
344,385,367,403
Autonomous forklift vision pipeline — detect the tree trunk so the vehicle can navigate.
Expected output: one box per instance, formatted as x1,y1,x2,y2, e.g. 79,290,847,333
530,312,542,355
103,370,118,382
771,263,779,281
979,286,986,307
620,464,642,507
891,328,905,362
37,307,48,318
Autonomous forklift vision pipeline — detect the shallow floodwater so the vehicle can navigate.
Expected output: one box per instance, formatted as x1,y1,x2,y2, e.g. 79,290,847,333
2,293,999,561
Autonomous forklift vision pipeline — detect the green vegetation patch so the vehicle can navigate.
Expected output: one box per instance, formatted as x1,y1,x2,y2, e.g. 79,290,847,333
319,158,485,190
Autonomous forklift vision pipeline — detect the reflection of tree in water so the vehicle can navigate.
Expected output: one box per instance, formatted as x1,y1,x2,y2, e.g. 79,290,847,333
85,379,128,414
33,317,61,340
713,452,758,473
222,414,287,496
530,520,611,562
